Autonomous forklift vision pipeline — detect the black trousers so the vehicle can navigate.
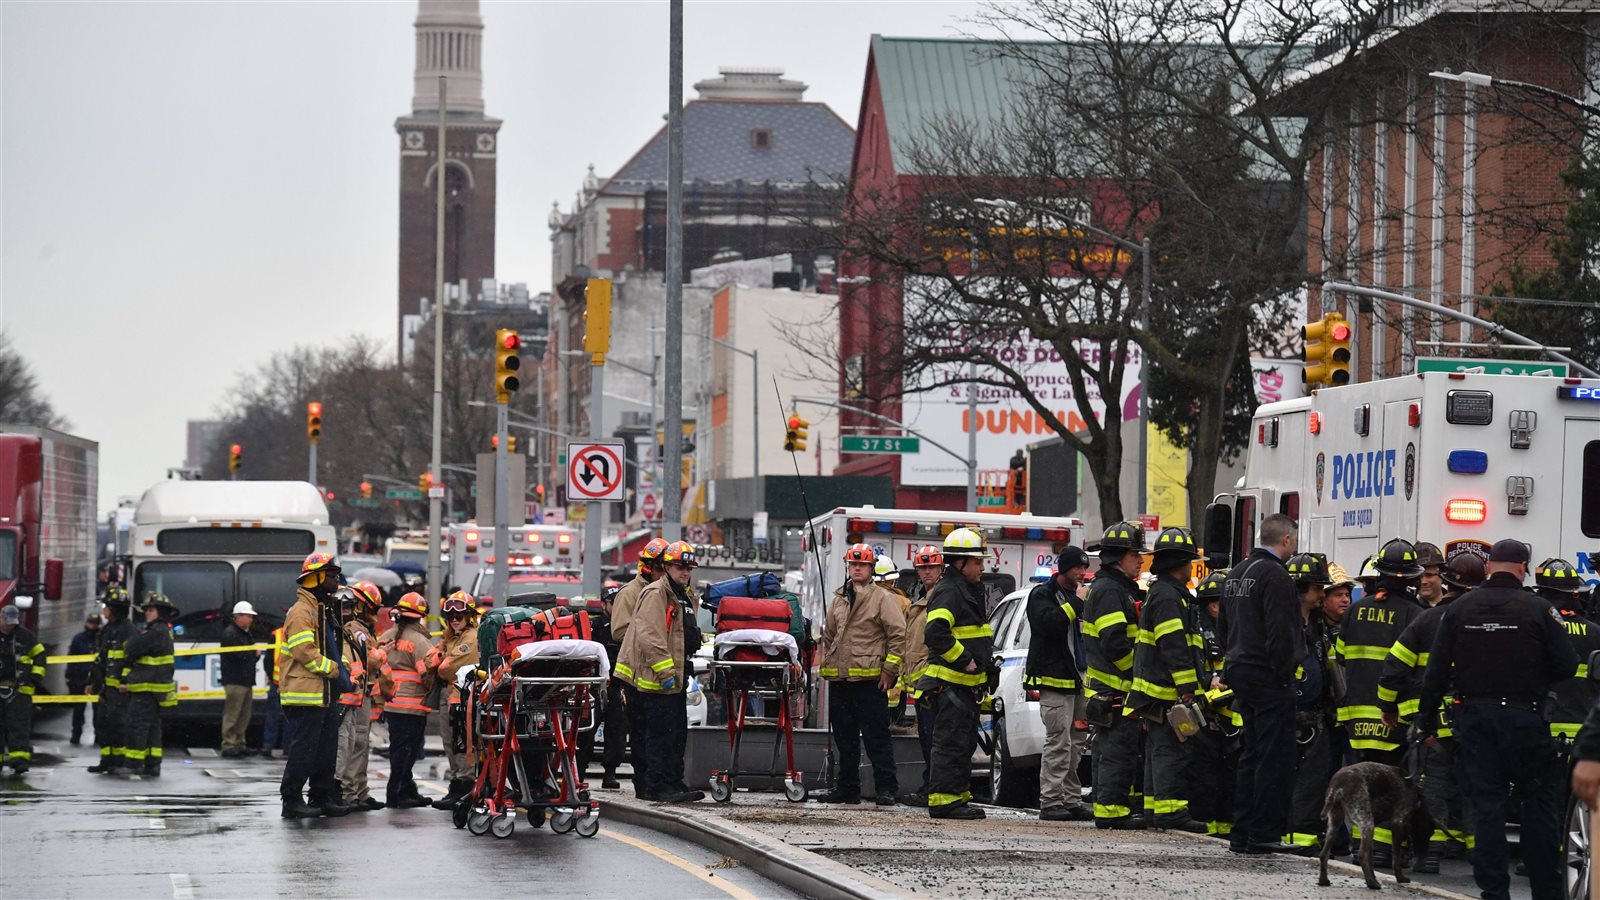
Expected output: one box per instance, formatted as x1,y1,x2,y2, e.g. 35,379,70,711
624,685,651,797
1,689,34,765
67,678,88,741
96,689,127,767
123,692,163,771
384,713,428,803
280,704,342,804
1091,710,1143,821
1144,712,1195,823
1455,704,1563,900
1187,725,1237,833
915,698,935,795
1421,737,1470,847
577,682,629,777
828,680,897,797
1229,667,1297,844
926,684,976,809
1288,716,1332,845
637,691,684,798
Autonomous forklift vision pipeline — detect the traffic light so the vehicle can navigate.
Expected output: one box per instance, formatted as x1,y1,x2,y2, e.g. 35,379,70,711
508,435,517,454
494,329,521,399
419,472,433,495
305,402,323,443
784,415,809,452
228,443,243,474
583,277,612,361
1302,312,1353,387
534,484,545,501
360,481,372,500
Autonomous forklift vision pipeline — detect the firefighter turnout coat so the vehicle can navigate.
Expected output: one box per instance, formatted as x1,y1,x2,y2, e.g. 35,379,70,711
1127,574,1204,713
819,581,906,683
614,579,686,694
917,568,992,691
1337,587,1427,751
1082,567,1142,697
378,619,435,716
280,588,340,708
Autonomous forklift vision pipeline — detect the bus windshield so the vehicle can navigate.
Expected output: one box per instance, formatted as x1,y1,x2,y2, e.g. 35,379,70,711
136,561,233,642
240,561,304,619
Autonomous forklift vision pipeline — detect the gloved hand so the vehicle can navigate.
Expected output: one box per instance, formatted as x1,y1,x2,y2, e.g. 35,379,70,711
661,676,677,692
985,661,1002,694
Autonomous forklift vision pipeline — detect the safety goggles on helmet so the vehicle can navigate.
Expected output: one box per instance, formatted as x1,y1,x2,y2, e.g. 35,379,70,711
395,593,427,619
843,543,876,564
912,545,943,567
660,540,698,569
441,591,477,617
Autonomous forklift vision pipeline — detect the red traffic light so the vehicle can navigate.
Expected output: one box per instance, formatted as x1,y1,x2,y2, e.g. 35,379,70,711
788,415,801,430
230,443,242,455
1330,322,1352,341
307,401,322,415
501,333,521,350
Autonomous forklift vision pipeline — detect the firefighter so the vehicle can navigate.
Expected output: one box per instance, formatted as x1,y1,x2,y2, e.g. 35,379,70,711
1284,553,1337,849
614,540,702,803
875,553,911,722
1026,544,1092,822
1415,542,1446,607
1337,539,1427,766
88,586,136,773
336,581,385,811
378,592,435,809
278,552,351,818
120,593,177,778
428,590,480,810
814,542,906,806
1375,548,1480,870
1082,521,1149,830
1190,571,1238,837
0,605,45,774
1125,528,1208,832
612,537,668,799
919,527,994,820
1540,558,1600,743
897,544,941,807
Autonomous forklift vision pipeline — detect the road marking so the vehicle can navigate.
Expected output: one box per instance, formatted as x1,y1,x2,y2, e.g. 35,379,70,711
169,873,194,899
148,818,166,830
599,828,758,899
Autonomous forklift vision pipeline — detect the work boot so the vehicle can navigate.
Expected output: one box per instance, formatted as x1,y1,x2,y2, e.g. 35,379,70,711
319,800,351,818
1370,845,1393,869
1418,841,1443,874
389,794,428,809
143,763,160,778
88,759,117,774
897,792,928,807
432,779,472,810
812,788,861,804
875,794,896,807
1095,815,1147,831
929,803,986,820
361,797,386,811
658,790,705,803
9,763,29,776
1155,816,1209,834
601,775,621,789
281,800,322,819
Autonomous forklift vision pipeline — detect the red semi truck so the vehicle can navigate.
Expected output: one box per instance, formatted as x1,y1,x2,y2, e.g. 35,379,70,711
0,426,99,693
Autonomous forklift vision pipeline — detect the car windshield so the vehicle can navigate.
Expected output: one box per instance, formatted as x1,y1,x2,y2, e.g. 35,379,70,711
472,569,584,601
0,531,16,581
388,548,429,566
239,561,302,624
135,561,233,643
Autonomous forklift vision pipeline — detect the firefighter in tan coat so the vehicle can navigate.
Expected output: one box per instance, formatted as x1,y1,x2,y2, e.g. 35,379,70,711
427,590,480,809
614,540,702,803
336,581,385,811
378,593,435,808
814,542,907,805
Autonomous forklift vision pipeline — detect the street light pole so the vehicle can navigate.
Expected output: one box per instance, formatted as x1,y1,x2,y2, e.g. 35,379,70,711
1137,235,1151,519
662,0,685,541
426,75,447,613
1430,70,1600,118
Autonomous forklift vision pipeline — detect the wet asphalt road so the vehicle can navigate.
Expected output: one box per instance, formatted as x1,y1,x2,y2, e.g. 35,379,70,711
1,714,795,900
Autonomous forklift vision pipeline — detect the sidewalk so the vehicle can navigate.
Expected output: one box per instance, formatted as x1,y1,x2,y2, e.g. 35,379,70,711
601,787,1474,899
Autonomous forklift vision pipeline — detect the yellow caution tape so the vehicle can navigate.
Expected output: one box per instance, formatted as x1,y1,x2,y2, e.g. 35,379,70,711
33,687,271,704
45,643,271,665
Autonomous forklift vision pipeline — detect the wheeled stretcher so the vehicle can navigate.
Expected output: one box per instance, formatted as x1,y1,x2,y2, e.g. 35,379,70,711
457,612,608,839
706,613,808,803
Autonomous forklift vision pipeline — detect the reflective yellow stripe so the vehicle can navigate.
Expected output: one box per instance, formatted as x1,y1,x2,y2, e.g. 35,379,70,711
1151,798,1188,814
1398,698,1420,717
819,667,839,677
650,658,675,673
1389,642,1418,667
1579,664,1591,679
927,608,955,626
1084,610,1128,636
1349,826,1395,845
1283,832,1321,847
1148,618,1185,639
280,690,325,706
848,667,882,678
885,653,903,667
1086,668,1132,691
1553,723,1583,737
939,643,966,663
126,682,176,693
283,631,315,648
1172,668,1198,686
134,655,174,666
1376,685,1398,702
1336,704,1387,723
924,664,985,686
1339,644,1391,661
1058,602,1078,620
1094,803,1131,819
614,663,634,680
1024,675,1078,689
928,791,972,808
1132,678,1179,701
950,624,992,639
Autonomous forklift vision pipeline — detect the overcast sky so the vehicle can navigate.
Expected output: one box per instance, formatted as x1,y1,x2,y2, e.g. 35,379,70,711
2,0,991,511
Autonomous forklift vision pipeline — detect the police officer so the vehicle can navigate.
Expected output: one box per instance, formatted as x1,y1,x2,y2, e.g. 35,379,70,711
1374,548,1479,871
1417,538,1577,900
1219,512,1306,855
1127,527,1209,833
919,527,994,820
88,586,136,773
1082,521,1148,830
121,594,178,777
1025,544,1091,821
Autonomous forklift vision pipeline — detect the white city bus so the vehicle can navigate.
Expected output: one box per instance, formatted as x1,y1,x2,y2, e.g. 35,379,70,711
128,480,336,721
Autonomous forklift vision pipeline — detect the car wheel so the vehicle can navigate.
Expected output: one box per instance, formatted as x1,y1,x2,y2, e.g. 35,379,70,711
1565,792,1591,900
988,713,1038,808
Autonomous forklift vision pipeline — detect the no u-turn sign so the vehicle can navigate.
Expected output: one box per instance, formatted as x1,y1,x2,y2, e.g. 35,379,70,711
567,441,626,502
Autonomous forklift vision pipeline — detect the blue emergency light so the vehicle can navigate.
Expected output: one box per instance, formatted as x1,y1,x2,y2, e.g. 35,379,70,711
1557,384,1600,402
1446,450,1489,474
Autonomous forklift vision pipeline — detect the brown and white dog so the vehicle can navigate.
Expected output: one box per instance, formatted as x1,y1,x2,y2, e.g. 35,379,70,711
1317,761,1435,890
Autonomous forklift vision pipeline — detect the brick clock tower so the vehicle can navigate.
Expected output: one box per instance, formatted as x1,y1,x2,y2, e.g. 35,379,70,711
395,0,500,363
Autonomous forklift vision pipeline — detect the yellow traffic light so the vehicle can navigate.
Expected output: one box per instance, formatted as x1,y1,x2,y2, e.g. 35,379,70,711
419,472,433,495
1303,312,1353,387
306,401,323,443
508,435,517,454
228,443,243,474
494,329,521,400
583,277,612,362
784,415,809,452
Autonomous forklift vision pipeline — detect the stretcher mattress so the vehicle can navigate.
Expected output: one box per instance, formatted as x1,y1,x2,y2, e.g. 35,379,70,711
713,629,799,663
512,638,610,675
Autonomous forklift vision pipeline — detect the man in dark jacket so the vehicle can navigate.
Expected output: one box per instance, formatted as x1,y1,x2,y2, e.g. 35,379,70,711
219,601,261,758
1025,545,1091,821
66,615,100,745
1218,512,1308,855
1082,521,1149,830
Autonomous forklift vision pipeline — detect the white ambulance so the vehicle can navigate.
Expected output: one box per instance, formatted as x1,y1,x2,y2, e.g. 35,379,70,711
446,522,581,593
1204,372,1600,588
796,506,1088,628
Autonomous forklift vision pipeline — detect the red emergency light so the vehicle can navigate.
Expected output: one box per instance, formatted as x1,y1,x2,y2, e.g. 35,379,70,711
1308,412,1321,435
1445,498,1487,524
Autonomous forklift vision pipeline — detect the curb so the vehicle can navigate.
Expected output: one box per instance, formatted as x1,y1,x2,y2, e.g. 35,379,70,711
600,796,914,900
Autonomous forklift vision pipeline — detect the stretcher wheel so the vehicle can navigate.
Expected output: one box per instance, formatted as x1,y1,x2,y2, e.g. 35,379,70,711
784,779,807,803
575,812,599,838
468,810,493,835
452,800,471,829
491,814,515,839
549,810,577,834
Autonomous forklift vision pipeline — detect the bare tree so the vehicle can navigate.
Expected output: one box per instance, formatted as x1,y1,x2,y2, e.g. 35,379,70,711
0,331,69,430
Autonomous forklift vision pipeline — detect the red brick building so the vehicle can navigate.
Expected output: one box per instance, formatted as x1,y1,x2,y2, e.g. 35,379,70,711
394,0,500,364
1283,5,1592,379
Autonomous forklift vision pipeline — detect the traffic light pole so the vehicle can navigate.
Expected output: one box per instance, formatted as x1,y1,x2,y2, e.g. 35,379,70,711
426,76,447,614
583,362,604,597
661,0,685,541
308,442,317,488
493,399,509,610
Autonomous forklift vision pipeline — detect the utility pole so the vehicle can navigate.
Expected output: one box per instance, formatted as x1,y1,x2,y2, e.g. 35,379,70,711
426,75,447,612
1137,235,1151,519
661,0,685,541
582,278,613,597
965,360,977,512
